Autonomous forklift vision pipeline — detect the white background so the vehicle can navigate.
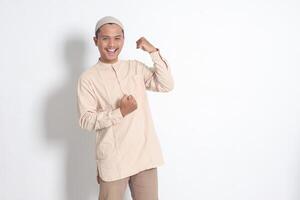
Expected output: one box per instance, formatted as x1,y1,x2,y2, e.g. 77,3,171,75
1,0,300,199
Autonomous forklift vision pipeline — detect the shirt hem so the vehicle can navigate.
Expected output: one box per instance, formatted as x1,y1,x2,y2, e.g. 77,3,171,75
98,161,164,182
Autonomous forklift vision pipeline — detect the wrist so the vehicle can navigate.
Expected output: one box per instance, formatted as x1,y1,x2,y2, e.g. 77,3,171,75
119,107,125,117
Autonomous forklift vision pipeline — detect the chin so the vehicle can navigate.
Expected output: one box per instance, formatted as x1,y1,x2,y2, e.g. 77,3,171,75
107,54,119,60
100,50,121,63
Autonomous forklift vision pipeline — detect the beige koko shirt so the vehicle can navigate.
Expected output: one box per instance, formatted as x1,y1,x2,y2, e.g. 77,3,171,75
77,51,174,181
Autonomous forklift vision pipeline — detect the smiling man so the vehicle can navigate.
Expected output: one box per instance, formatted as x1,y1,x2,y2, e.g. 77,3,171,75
77,16,174,200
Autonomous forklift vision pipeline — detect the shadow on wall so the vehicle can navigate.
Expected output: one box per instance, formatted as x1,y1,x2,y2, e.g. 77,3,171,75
45,34,98,200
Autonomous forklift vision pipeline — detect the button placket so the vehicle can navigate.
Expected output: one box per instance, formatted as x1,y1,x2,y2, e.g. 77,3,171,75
111,65,126,95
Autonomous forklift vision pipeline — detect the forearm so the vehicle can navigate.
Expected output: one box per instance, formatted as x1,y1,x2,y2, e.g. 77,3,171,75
79,107,123,132
145,50,174,92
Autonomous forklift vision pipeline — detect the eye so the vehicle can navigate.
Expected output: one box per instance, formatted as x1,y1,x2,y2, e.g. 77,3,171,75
102,37,109,41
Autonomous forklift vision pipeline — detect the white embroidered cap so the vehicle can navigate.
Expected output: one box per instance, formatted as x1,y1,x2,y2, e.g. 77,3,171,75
95,16,124,35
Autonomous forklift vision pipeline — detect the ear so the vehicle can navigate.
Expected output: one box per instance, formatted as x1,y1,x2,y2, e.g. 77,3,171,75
93,36,98,46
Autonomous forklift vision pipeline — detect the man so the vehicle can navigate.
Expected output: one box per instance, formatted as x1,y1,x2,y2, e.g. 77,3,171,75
77,16,174,200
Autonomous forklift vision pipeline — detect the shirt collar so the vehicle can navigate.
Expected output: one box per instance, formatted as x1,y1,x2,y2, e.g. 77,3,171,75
97,59,121,70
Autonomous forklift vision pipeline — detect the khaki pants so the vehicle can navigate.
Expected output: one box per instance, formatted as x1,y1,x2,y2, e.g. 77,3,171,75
98,168,158,200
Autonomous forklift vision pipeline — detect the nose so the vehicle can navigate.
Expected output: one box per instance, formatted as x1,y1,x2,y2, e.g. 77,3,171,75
108,39,114,47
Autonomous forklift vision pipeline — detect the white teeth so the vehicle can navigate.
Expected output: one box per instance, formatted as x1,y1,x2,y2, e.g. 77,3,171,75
107,49,116,52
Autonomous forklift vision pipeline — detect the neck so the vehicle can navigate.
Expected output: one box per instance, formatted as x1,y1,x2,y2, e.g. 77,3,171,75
99,57,118,64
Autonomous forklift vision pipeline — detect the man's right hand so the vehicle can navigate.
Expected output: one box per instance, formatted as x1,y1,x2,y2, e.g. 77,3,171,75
119,94,138,117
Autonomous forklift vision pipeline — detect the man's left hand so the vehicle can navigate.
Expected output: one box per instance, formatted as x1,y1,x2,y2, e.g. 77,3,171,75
136,37,157,53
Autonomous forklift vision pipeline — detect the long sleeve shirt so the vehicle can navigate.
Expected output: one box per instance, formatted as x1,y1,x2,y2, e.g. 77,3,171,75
77,50,174,181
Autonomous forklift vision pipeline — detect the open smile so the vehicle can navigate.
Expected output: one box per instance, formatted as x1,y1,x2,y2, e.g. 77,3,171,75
106,48,118,55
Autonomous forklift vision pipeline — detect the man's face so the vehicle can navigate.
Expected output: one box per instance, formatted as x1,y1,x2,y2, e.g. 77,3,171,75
94,24,124,64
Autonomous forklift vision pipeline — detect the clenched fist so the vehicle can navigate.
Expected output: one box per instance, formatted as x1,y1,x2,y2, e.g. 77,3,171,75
119,94,138,117
136,37,157,53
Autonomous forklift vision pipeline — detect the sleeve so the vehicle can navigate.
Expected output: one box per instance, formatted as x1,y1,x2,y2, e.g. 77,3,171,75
138,50,174,92
77,77,124,132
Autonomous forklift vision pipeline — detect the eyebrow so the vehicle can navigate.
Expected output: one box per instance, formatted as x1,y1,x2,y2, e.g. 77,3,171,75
100,35,123,38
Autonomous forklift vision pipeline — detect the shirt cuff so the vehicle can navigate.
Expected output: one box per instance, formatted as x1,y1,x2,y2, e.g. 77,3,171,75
150,49,169,70
111,108,124,125
150,50,162,62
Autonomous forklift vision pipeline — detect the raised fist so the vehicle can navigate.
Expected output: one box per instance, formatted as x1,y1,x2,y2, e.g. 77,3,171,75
136,37,157,53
